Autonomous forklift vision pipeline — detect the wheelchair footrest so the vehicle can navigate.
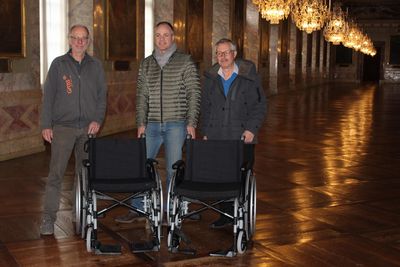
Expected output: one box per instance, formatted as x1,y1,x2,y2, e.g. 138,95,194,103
178,248,196,255
130,240,159,253
95,243,122,255
209,248,236,257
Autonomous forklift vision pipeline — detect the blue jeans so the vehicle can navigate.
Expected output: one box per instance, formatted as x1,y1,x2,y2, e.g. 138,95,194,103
132,121,186,210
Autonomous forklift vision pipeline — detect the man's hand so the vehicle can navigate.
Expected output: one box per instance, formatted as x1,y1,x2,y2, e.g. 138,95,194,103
187,126,196,139
88,121,101,135
42,128,53,143
242,130,255,143
137,126,146,138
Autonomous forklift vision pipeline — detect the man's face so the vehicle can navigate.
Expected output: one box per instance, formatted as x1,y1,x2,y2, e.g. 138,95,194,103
154,24,174,52
216,42,236,69
69,26,90,54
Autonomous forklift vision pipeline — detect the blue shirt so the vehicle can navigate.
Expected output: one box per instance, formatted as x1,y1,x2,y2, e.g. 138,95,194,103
220,73,238,96
218,63,239,96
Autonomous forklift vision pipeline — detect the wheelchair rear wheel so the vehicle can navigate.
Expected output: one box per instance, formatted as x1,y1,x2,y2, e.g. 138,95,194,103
75,169,88,237
248,175,257,239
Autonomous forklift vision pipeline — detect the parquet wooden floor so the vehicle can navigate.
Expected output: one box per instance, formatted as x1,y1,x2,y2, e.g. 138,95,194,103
0,82,399,266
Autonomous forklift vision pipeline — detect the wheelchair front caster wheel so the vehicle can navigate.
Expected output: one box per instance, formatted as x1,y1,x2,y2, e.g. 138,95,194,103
86,227,94,252
167,230,180,252
237,230,247,254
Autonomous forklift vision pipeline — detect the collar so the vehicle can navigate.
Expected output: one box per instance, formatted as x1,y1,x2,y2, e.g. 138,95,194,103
217,63,239,80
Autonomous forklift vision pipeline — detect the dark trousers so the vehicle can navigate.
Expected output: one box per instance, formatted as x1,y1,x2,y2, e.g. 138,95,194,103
43,125,88,222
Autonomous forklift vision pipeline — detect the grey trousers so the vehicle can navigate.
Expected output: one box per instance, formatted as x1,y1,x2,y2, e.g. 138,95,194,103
43,125,88,222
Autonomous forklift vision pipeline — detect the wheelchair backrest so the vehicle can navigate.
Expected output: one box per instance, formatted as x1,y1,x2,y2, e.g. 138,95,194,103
184,139,244,183
87,137,148,181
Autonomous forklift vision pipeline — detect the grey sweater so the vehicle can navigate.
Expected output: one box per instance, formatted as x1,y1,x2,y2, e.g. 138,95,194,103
40,52,107,129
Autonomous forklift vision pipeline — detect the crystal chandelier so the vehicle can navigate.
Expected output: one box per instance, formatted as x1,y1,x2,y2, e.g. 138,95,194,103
323,3,347,45
342,22,363,51
253,0,294,24
291,0,329,34
360,35,376,56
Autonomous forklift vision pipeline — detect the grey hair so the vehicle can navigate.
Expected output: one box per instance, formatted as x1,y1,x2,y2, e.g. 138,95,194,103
215,38,237,51
69,24,90,36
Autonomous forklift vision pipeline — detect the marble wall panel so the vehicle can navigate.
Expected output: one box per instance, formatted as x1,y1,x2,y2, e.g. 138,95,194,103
212,0,230,65
155,0,173,24
244,0,259,66
69,0,94,55
0,89,43,161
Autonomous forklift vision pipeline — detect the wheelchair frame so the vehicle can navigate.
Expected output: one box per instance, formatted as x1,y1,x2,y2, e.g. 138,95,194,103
74,136,163,254
166,138,257,257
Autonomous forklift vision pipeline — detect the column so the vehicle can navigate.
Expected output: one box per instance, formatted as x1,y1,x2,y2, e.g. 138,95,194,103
269,24,279,94
302,31,308,81
244,0,260,66
289,20,297,87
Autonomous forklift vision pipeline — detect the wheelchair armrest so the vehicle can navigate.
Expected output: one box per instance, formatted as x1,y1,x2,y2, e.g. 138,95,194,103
241,161,253,171
82,159,90,167
172,160,185,170
146,158,158,166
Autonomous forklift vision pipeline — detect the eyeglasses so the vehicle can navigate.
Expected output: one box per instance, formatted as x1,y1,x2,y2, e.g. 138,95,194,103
216,50,232,57
69,36,89,42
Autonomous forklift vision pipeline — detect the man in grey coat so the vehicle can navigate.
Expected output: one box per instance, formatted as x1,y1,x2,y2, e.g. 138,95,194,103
40,24,107,235
201,38,266,228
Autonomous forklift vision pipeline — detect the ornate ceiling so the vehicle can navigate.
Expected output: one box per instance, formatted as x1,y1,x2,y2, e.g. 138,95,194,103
334,0,400,20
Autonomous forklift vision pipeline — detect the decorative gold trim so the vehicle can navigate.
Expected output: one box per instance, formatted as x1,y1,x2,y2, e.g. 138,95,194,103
0,0,26,58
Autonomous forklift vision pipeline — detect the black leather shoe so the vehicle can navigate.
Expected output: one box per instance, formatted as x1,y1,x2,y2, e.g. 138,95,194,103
210,216,232,229
187,213,201,221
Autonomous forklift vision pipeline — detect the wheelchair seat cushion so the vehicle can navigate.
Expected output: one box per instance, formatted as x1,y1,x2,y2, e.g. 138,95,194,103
91,178,156,193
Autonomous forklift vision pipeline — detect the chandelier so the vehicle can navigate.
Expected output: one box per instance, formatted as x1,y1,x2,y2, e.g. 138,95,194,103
323,3,347,45
291,0,329,34
360,35,376,56
342,22,363,51
253,0,294,24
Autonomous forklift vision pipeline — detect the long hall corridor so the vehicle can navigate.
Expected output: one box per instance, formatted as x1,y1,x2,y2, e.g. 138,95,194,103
0,82,399,266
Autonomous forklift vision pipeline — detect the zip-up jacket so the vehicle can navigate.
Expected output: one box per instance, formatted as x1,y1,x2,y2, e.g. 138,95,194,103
40,52,107,129
136,51,201,127
201,59,267,143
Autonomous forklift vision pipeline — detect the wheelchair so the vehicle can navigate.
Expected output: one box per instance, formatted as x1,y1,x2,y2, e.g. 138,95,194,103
166,137,256,257
74,135,163,254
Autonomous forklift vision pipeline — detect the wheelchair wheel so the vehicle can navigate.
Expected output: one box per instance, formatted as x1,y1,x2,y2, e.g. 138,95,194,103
166,176,176,225
86,226,94,252
151,188,162,247
75,169,87,237
248,175,257,239
236,230,247,254
155,176,163,226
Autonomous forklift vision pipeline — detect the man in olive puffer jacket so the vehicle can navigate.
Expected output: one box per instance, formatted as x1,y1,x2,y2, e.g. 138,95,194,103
115,21,201,223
